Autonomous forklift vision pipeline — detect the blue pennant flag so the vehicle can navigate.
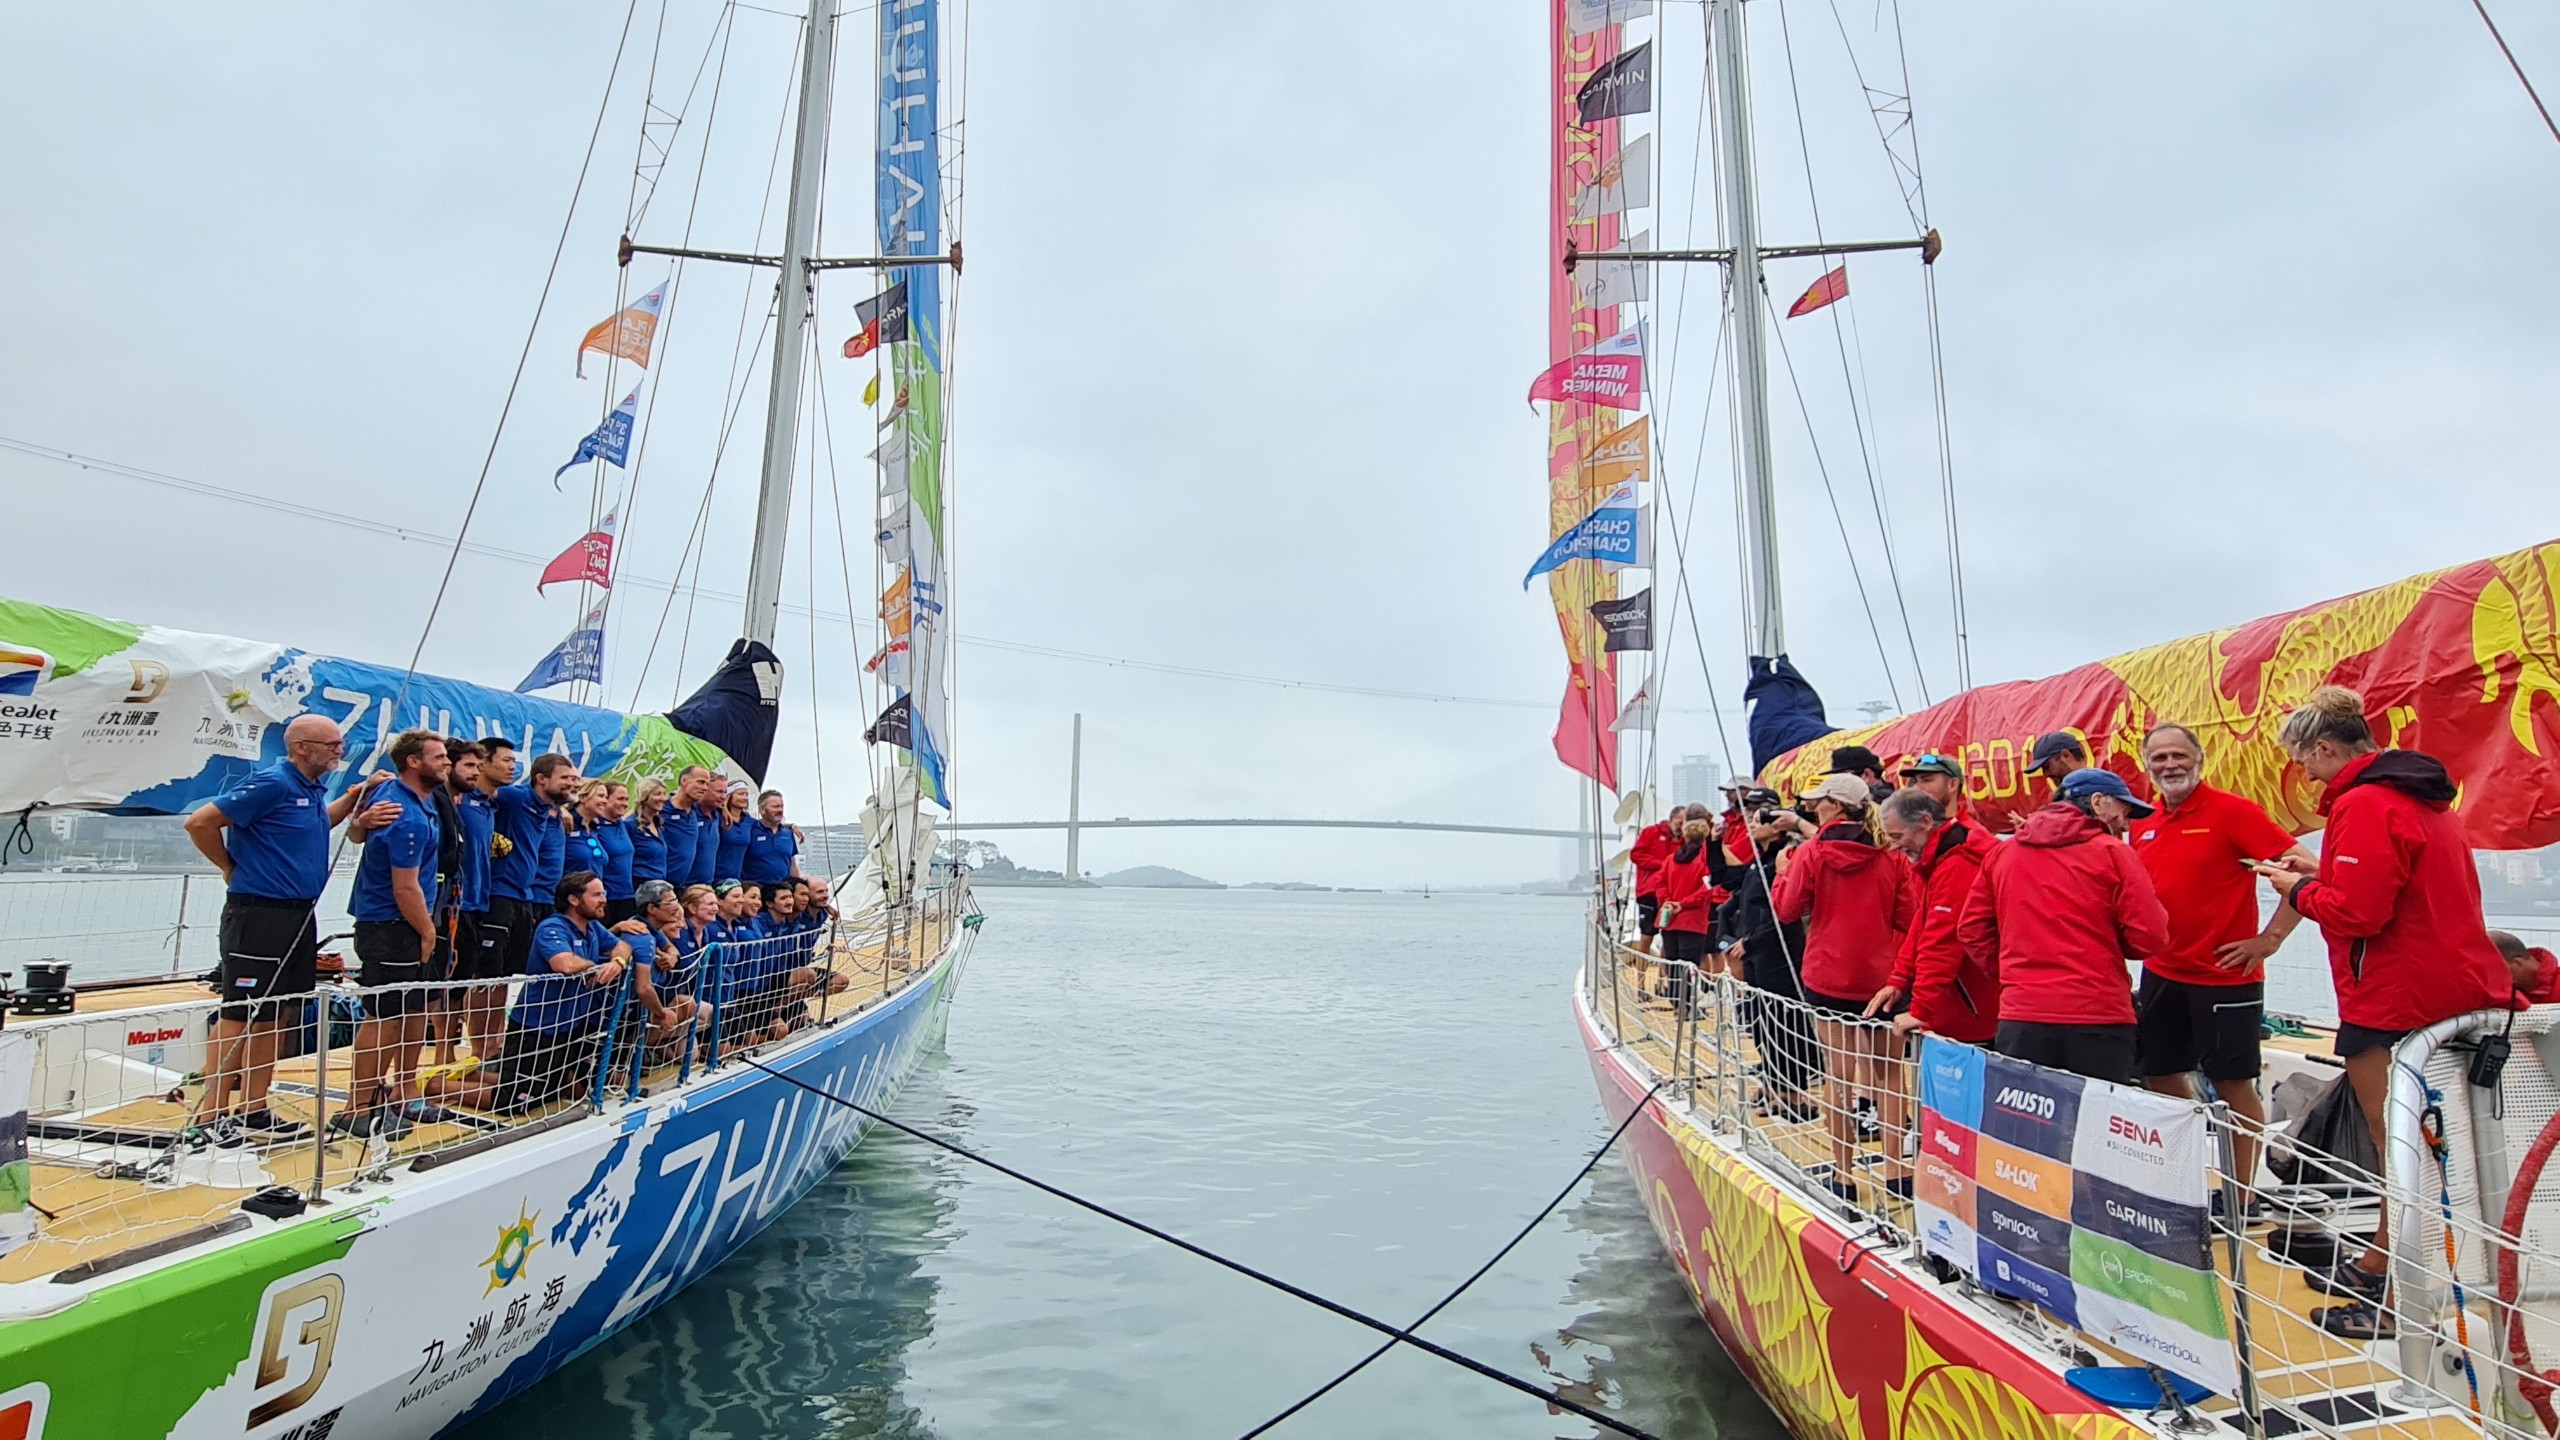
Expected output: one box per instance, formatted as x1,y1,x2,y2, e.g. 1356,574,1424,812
1522,481,1646,588
517,604,607,693
553,389,639,488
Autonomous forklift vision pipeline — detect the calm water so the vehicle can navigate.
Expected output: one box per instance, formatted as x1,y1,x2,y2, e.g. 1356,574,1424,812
456,887,1782,1439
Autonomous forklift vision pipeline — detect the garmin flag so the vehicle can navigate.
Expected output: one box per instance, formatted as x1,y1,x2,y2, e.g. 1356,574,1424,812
1576,42,1651,124
1523,482,1643,587
1591,589,1652,651
843,281,911,359
554,389,638,487
517,604,606,693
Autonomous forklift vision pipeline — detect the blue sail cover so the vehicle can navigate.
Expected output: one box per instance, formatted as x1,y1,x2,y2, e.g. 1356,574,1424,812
1745,654,1837,778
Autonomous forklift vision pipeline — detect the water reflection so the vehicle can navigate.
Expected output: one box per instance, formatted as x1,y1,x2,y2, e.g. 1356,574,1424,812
462,1058,965,1440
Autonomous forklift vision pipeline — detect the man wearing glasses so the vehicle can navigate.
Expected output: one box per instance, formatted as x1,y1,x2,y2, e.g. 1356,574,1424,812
182,713,398,1148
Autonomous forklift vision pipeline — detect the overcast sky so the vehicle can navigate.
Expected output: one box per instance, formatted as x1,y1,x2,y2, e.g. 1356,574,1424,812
3,3,2556,886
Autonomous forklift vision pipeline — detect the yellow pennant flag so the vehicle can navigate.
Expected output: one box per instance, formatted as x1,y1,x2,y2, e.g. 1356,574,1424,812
862,372,881,406
577,280,668,378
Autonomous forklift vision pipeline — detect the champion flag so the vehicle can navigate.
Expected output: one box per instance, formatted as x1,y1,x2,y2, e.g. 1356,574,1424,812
1523,482,1644,587
1528,324,1644,410
577,281,667,378
1576,42,1652,123
516,604,607,693
864,694,912,748
842,281,910,359
553,389,639,487
1591,589,1651,651
1787,265,1849,319
537,510,617,592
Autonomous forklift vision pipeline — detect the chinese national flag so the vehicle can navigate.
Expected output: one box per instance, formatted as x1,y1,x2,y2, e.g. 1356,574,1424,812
1786,265,1848,319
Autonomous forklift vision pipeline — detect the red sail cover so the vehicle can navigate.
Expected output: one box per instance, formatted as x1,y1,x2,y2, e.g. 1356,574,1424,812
1544,1,1630,789
1762,540,2560,848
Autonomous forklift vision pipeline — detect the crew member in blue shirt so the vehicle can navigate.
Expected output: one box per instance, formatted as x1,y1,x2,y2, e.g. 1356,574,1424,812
595,781,638,925
339,729,450,1140
741,789,804,898
612,878,697,1054
629,778,670,890
485,750,580,1055
690,771,730,887
444,741,500,1067
714,783,753,883
182,712,395,1148
425,871,630,1115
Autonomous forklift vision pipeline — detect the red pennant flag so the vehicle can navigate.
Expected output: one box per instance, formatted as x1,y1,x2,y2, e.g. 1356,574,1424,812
842,320,881,359
537,510,617,592
1786,265,1848,319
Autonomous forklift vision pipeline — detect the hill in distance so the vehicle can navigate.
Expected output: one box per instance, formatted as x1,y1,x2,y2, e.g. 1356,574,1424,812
1094,865,1225,890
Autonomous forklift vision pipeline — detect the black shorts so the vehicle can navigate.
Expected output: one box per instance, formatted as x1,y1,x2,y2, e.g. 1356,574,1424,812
487,897,540,982
448,909,502,982
2136,974,2262,1081
2335,1022,2414,1059
489,1021,601,1114
1996,1020,2137,1086
1637,894,1662,938
215,895,320,1022
1804,986,1881,1020
354,919,431,1019
1660,929,1710,965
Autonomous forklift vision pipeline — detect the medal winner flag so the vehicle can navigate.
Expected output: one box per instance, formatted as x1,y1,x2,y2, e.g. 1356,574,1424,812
1916,1037,2238,1395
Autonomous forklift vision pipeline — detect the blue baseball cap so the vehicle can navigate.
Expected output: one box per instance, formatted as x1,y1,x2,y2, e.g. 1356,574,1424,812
2059,766,2155,818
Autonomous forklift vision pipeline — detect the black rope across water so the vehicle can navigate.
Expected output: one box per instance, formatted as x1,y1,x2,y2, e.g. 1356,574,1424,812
1235,1078,1672,1437
737,1058,1672,1440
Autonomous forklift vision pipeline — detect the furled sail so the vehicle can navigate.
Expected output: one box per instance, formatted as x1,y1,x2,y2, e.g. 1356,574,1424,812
0,594,756,817
1758,540,2560,848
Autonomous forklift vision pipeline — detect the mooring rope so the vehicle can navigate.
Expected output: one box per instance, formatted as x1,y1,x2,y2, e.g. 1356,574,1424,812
737,1058,1672,1440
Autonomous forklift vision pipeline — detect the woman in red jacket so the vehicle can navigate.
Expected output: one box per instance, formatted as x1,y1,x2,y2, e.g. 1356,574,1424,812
1770,773,1919,1202
2252,686,2514,1338
1654,816,1726,1014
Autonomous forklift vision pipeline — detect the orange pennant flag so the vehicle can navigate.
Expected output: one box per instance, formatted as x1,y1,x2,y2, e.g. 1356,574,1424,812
1586,415,1649,490
880,570,913,639
1786,265,1848,319
578,281,668,378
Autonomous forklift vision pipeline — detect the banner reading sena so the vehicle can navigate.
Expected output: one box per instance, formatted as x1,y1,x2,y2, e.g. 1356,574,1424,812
1760,538,2560,848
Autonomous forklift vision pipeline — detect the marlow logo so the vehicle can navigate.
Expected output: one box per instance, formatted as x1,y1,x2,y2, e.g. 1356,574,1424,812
0,648,52,698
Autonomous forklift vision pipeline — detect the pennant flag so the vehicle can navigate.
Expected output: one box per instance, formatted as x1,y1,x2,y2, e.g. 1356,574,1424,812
870,424,914,485
875,493,911,555
1529,324,1644,410
537,510,618,592
1591,589,1653,652
877,384,910,429
865,638,911,691
1586,414,1650,488
577,281,667,378
880,570,913,639
1566,0,1654,35
1523,481,1644,587
1572,134,1652,220
862,372,881,406
1611,681,1656,733
553,388,639,487
864,694,913,748
1787,265,1849,319
1578,231,1651,310
1576,42,1652,124
516,603,606,693
842,281,911,359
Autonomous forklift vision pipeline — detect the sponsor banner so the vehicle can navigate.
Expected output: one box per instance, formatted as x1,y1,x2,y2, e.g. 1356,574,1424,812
1916,1037,2234,1395
0,595,732,818
1757,538,2560,852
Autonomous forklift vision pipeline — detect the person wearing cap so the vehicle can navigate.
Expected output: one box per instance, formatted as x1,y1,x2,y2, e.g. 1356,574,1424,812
2025,731,2088,791
1957,766,2170,1084
1770,772,1919,1203
1828,744,1895,804
1628,804,1686,960
1897,751,1967,817
1718,786,1819,1120
2126,723,2314,1199
1872,787,1999,1045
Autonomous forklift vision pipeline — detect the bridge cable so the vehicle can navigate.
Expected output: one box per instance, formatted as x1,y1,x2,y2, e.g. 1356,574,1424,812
735,1058,1671,1440
1234,1079,1673,1437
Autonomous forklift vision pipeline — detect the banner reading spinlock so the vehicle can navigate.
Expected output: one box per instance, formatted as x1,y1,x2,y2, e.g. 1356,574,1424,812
1914,1035,2240,1396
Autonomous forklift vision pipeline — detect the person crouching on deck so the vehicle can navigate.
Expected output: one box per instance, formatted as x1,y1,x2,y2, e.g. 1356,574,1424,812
2249,685,2517,1341
1769,773,1919,1206
1957,767,2169,1088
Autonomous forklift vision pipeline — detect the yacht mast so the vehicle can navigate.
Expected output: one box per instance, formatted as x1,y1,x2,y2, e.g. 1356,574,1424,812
740,0,841,648
1709,0,1783,659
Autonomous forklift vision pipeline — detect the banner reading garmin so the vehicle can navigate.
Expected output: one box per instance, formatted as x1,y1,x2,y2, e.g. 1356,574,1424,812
1914,1037,2238,1395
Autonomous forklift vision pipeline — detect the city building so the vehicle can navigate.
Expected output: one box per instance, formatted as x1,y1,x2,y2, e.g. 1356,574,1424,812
1672,754,1724,808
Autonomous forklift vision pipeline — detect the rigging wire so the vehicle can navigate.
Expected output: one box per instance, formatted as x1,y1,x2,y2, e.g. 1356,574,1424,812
2466,0,2560,150
734,1057,1671,1440
1234,1079,1673,1437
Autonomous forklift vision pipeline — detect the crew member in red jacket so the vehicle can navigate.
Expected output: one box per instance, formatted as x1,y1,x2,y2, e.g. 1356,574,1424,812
1653,816,1727,1013
1629,805,1685,960
1869,787,1998,1044
1957,767,2170,1086
2495,932,2560,1005
2126,722,2314,1205
2251,687,2514,1338
1770,773,1919,1203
